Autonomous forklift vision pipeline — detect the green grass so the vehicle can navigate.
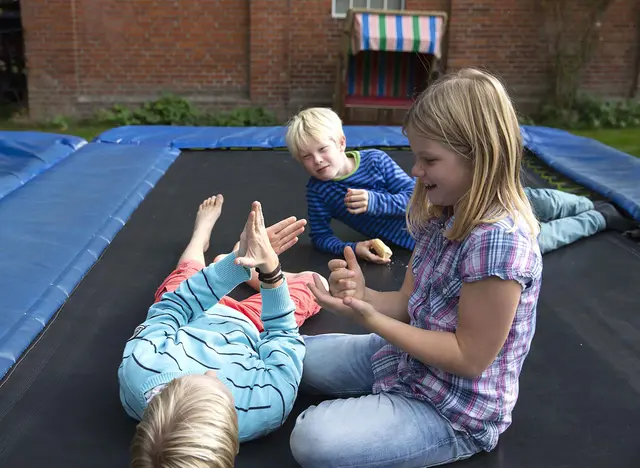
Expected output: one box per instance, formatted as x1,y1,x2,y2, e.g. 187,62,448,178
571,128,640,158
0,120,111,141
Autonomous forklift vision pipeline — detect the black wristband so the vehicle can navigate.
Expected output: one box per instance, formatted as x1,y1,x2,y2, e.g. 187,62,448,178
256,263,282,282
260,273,284,285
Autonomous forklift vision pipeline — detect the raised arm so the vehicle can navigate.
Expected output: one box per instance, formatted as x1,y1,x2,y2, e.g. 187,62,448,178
134,253,251,342
231,201,307,439
237,278,305,440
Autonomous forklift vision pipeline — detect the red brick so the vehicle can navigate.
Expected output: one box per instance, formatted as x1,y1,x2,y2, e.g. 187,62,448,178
22,0,639,120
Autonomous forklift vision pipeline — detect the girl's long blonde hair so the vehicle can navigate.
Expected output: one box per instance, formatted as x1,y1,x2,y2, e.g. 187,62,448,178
404,68,539,240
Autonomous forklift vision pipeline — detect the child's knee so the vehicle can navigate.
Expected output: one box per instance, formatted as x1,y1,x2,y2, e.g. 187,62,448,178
290,408,341,466
289,273,324,318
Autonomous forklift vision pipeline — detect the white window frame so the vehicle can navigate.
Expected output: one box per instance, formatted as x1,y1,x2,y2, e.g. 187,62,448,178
332,0,406,19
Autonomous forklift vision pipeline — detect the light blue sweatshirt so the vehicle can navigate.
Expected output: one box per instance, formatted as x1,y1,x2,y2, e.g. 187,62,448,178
117,252,304,441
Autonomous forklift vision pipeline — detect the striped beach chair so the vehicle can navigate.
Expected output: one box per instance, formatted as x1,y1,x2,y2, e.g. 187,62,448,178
334,8,448,123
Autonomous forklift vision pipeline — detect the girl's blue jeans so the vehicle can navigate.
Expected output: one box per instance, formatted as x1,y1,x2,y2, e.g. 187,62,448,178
290,333,481,468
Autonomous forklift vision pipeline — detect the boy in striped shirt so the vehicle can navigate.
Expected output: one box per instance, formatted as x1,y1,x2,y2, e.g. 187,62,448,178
286,107,416,264
119,195,326,467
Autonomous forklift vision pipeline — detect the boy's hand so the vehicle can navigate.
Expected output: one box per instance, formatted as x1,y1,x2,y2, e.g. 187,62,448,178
344,189,369,215
355,240,391,265
235,201,279,272
266,216,307,255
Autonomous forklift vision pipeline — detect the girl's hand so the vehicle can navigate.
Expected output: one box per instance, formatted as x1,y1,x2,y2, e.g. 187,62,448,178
355,241,391,264
327,246,367,300
235,201,279,272
307,273,378,323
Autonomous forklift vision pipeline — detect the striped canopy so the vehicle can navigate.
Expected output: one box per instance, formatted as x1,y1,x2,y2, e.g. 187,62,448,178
350,11,446,58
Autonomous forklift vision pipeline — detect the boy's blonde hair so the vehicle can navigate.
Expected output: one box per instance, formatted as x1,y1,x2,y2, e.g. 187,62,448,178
131,376,239,468
404,68,540,240
285,107,345,160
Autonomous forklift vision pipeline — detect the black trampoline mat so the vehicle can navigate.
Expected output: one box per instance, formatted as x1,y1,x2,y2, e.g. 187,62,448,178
0,150,639,467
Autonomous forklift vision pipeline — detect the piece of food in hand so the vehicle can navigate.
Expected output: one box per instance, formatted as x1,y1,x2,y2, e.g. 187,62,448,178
370,238,392,260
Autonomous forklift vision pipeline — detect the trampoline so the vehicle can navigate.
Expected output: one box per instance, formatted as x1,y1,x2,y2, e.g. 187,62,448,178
0,126,639,467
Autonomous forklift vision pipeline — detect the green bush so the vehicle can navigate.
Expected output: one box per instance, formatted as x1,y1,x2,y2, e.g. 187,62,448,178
524,94,640,130
203,107,281,126
94,94,279,127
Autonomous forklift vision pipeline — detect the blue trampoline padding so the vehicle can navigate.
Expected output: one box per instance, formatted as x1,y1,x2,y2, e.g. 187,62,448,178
0,142,180,379
522,125,640,222
95,125,640,221
94,125,410,149
0,131,87,202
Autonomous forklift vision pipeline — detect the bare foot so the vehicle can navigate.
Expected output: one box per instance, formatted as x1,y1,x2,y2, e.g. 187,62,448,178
191,194,224,252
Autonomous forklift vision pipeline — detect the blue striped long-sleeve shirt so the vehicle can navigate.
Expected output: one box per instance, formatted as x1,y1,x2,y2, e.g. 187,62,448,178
306,149,416,255
117,252,304,442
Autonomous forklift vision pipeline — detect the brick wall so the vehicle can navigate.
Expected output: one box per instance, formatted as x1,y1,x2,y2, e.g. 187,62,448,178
73,0,250,105
21,0,79,117
288,0,342,110
445,0,550,109
22,0,639,120
582,0,639,97
23,0,252,119
444,0,639,110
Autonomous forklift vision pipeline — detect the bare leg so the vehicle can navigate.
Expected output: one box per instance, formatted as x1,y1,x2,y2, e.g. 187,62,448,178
213,242,239,266
177,194,224,267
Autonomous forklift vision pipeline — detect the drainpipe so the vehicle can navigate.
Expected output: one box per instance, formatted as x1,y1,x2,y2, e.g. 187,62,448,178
630,8,639,98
